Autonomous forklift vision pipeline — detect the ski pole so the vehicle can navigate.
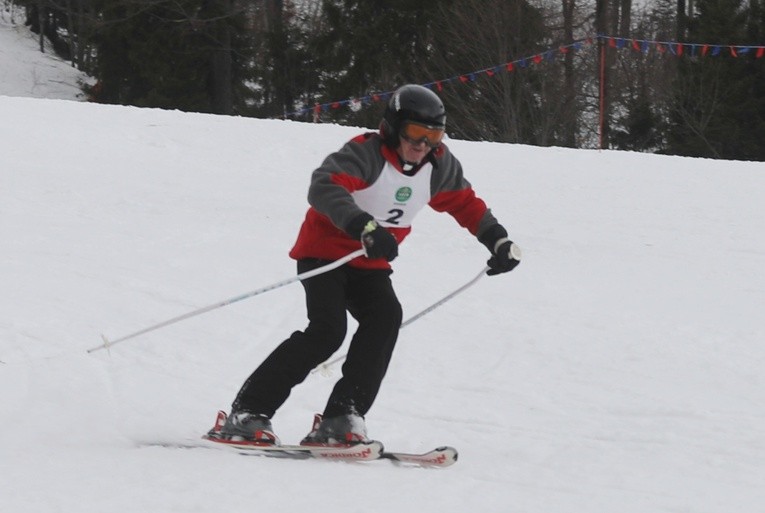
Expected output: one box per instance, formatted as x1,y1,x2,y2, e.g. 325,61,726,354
312,264,490,374
87,248,366,354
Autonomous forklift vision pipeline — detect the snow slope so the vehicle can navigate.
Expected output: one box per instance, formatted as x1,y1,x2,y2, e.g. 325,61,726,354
2,17,765,513
0,10,87,101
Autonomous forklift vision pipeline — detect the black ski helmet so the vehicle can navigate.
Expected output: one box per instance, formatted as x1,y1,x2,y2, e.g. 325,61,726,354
381,84,446,148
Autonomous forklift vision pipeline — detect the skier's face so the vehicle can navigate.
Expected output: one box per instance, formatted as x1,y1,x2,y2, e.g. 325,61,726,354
397,122,443,164
397,136,431,164
400,122,444,148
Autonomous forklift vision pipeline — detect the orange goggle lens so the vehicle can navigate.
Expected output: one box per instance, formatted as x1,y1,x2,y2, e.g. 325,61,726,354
401,122,444,147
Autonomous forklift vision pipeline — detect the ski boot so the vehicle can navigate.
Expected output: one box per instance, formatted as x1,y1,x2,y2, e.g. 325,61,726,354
208,410,280,445
300,413,369,446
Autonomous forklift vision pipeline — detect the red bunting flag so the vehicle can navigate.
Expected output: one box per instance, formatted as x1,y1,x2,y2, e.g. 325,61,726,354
285,36,765,120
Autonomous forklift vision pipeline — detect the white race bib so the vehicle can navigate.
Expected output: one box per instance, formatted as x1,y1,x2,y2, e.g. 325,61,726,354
351,162,432,228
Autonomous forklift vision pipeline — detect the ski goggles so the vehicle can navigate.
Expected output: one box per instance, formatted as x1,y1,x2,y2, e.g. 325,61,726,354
400,122,445,148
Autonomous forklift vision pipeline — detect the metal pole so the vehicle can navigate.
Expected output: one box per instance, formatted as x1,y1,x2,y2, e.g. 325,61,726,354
87,248,366,353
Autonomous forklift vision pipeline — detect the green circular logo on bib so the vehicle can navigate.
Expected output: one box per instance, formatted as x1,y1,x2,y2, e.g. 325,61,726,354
395,187,412,202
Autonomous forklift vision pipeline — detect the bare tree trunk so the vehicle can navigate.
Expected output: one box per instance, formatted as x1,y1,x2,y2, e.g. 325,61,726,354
65,0,77,67
208,0,233,114
77,0,87,70
677,0,686,40
264,0,293,117
619,0,632,37
595,0,610,148
562,0,577,147
37,0,45,52
211,26,233,114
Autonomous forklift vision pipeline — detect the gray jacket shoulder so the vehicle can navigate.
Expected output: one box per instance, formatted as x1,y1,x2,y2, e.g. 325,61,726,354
429,143,472,195
307,133,385,231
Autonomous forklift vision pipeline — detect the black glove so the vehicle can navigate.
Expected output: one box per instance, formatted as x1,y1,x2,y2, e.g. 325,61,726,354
347,213,398,261
360,220,398,261
487,238,521,275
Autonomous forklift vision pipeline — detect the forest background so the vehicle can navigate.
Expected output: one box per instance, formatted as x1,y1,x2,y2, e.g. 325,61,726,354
4,0,764,161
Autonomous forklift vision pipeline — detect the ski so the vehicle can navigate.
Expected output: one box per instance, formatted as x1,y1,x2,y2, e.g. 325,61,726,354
380,446,458,468
201,436,384,461
199,410,458,467
202,410,382,462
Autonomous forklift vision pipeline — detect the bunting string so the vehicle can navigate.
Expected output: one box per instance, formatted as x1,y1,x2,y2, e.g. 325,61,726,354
603,35,765,58
286,35,765,120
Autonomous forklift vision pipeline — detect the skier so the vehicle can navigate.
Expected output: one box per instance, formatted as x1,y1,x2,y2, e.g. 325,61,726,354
215,84,521,446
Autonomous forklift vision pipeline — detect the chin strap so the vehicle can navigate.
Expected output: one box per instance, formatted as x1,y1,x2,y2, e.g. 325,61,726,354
399,157,429,176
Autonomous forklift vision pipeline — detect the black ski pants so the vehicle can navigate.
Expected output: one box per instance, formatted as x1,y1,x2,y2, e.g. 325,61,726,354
232,258,403,419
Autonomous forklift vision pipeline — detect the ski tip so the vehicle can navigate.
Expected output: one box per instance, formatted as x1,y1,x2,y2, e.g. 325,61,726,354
444,446,459,463
380,445,459,467
436,445,459,460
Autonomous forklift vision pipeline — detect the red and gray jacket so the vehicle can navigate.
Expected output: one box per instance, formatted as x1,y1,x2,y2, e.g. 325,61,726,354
289,132,506,269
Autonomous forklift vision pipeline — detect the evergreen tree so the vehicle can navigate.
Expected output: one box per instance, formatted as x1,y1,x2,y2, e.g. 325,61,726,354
612,96,665,150
91,0,250,114
306,0,441,127
424,0,554,145
610,0,676,153
246,1,318,119
667,0,765,160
